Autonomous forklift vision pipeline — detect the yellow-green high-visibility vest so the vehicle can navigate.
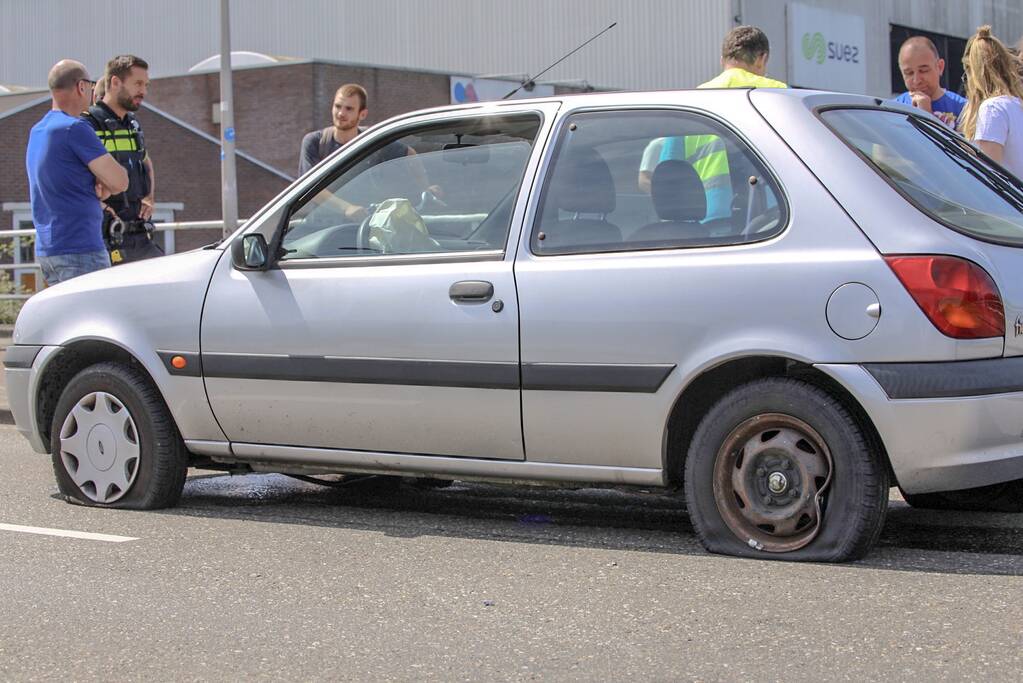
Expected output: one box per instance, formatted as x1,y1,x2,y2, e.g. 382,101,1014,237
660,68,787,220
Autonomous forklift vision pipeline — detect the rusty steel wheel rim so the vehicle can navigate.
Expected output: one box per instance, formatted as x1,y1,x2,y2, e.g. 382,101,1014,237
712,413,833,553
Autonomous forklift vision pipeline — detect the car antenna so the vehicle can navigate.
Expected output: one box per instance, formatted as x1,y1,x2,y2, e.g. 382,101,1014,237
502,21,617,100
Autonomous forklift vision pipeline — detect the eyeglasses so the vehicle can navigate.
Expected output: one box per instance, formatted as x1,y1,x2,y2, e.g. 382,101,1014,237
78,79,97,89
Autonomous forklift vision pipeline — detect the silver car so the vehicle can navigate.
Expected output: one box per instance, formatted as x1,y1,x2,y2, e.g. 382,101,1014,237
9,89,1023,562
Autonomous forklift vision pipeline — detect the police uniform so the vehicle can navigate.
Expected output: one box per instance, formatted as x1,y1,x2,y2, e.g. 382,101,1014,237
82,101,163,264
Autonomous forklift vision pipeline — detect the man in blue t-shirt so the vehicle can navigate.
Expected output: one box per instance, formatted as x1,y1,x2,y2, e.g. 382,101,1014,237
893,36,966,130
26,60,128,285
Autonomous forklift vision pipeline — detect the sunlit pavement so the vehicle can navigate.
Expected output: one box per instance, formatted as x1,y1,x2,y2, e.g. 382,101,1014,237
1,425,1021,680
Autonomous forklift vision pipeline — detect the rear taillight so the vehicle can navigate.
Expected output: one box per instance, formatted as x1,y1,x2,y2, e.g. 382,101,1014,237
884,255,1004,339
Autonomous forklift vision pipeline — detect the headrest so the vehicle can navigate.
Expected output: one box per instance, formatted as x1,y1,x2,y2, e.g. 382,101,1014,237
548,147,616,214
651,160,707,222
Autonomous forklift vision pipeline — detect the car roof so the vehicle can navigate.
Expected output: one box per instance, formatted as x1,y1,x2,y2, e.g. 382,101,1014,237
403,87,884,117
360,88,889,141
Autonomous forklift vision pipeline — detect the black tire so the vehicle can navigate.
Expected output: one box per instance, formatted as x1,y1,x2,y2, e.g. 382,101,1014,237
50,361,187,509
684,377,888,562
902,480,1023,512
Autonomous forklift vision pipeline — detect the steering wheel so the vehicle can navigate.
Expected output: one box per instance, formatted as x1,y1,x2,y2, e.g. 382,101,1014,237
416,189,447,213
355,203,380,253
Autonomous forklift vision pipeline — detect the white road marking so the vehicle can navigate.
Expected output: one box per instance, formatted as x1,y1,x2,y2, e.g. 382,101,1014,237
0,523,137,543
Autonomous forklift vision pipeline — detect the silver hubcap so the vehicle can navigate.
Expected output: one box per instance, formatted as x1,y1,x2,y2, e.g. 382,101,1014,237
59,391,140,503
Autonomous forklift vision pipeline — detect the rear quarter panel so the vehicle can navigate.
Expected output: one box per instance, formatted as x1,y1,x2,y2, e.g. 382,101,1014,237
751,89,1017,358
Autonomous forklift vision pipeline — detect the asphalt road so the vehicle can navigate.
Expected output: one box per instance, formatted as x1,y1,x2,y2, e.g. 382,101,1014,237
1,424,1022,681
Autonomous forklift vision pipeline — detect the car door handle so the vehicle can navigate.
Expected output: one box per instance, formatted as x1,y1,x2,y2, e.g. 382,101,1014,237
449,280,494,303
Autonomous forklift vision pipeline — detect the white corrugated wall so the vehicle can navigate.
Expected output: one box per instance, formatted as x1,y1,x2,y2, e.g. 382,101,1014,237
0,0,731,90
2,1,1020,95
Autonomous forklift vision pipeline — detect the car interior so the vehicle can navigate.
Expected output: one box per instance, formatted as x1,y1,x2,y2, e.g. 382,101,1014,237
533,111,786,255
279,115,542,260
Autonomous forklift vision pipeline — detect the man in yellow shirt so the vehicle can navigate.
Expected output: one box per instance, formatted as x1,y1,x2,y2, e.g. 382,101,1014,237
700,25,788,89
640,26,786,222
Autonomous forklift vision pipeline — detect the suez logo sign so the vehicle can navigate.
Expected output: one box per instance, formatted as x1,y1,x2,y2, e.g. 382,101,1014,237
801,31,860,65
789,4,866,92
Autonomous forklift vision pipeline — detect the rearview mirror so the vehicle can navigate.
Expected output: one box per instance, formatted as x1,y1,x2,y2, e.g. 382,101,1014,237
231,233,270,271
442,143,490,164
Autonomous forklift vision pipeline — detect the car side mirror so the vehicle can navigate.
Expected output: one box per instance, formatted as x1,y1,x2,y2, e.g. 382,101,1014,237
232,233,270,271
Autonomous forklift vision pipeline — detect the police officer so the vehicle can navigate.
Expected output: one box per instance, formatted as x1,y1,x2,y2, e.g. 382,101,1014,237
83,54,162,264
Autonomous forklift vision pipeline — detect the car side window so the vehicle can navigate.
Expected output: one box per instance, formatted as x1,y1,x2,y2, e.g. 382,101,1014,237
280,114,542,261
532,110,786,255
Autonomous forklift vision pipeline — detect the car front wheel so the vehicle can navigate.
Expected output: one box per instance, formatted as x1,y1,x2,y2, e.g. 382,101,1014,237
50,361,187,509
684,377,888,562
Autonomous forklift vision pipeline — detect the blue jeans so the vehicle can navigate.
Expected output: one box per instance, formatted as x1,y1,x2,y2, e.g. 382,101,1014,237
38,250,111,286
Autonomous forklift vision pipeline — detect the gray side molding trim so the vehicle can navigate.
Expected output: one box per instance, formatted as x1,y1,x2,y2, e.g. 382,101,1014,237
3,345,43,369
201,353,520,389
522,362,675,393
863,357,1023,399
198,353,676,393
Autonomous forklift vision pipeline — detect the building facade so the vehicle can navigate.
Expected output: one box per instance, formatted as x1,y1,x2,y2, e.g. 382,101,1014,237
2,0,1022,97
2,0,1021,294
0,58,585,294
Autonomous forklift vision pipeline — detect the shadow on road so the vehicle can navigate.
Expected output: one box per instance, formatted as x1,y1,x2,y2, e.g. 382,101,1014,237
161,472,1023,576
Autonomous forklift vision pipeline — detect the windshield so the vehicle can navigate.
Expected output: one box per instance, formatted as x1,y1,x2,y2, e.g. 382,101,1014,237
821,108,1023,246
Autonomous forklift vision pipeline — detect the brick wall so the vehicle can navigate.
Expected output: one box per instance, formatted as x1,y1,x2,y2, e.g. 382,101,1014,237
147,62,453,178
3,62,592,261
0,100,47,251
0,99,288,255
134,108,289,251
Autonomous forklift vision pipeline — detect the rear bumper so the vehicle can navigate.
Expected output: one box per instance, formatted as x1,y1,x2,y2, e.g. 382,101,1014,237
4,345,59,454
818,361,1023,494
862,356,1023,399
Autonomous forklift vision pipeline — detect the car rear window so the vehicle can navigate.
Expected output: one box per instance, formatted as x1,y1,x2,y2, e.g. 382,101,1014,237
821,108,1023,246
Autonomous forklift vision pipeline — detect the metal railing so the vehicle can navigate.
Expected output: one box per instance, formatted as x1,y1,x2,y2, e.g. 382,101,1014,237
0,220,243,300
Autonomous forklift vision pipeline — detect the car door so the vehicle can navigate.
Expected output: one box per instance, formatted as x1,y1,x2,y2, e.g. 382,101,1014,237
514,102,795,469
200,106,556,459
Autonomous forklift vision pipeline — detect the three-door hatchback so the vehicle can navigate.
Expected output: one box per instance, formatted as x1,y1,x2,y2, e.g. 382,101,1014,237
9,88,1023,562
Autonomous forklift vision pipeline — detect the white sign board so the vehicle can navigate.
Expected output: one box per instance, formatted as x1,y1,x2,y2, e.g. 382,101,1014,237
450,77,555,104
787,3,867,94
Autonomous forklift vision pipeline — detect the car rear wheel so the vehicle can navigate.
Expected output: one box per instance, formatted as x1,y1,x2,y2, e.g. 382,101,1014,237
902,481,1023,512
684,377,888,562
50,361,187,509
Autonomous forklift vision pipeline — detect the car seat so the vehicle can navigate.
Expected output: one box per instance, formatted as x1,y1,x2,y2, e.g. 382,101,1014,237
629,159,708,243
537,147,621,251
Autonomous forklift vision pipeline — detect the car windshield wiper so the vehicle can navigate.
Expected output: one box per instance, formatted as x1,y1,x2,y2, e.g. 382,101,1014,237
907,116,1023,213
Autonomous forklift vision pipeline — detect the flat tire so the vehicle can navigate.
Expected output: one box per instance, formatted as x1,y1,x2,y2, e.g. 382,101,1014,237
684,377,887,562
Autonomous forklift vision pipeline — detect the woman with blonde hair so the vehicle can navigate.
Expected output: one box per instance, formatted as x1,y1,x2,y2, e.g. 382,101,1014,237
960,26,1023,177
